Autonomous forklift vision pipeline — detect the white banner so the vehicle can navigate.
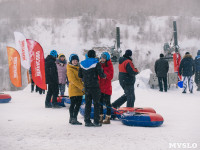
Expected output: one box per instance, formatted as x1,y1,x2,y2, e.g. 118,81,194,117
14,32,30,69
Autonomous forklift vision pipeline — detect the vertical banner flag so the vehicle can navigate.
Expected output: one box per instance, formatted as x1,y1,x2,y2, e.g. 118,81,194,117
7,47,22,87
26,39,47,90
14,32,30,69
173,52,182,80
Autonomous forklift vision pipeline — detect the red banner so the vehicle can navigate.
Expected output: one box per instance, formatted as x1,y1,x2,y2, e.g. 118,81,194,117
26,39,47,90
7,47,22,87
173,52,182,80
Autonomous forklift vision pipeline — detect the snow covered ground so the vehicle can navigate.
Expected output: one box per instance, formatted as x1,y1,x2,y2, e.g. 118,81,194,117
1,78,200,150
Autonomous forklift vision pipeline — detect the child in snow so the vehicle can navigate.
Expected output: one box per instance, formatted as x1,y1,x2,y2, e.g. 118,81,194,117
79,50,106,127
195,50,200,91
99,52,114,124
179,52,195,93
67,54,84,125
45,50,61,108
56,53,67,96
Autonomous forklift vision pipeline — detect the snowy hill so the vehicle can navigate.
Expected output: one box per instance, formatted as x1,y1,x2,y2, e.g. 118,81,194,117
1,78,200,150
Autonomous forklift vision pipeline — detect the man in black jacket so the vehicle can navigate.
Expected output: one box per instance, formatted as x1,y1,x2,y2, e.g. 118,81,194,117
155,53,169,92
79,50,106,127
45,50,61,108
112,49,139,109
179,52,195,93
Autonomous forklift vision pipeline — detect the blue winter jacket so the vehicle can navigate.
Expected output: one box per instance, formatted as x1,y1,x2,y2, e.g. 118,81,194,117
195,50,200,72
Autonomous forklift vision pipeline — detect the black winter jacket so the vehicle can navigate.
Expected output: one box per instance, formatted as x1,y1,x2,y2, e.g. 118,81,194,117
118,56,139,86
155,58,169,77
45,55,59,84
79,58,106,88
179,54,195,76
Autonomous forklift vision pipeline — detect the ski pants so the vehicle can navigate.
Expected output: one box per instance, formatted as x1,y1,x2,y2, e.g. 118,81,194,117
183,76,193,92
69,96,82,119
45,83,59,105
58,84,65,96
84,87,101,124
31,79,34,92
112,83,135,108
100,93,111,116
158,77,168,91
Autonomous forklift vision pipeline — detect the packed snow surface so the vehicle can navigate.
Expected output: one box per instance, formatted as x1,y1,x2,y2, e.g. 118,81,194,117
1,75,200,150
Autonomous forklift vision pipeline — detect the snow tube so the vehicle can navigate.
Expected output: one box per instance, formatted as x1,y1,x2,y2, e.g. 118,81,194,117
121,112,164,127
115,107,156,119
51,96,67,107
178,81,183,88
64,96,85,107
0,94,12,103
80,105,107,119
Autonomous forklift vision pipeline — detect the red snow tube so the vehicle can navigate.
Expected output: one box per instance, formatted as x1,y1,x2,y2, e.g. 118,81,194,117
0,94,12,103
115,107,156,119
116,107,156,115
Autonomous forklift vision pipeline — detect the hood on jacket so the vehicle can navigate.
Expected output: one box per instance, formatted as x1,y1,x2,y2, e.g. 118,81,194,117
80,58,99,70
183,54,193,59
119,56,132,64
197,50,200,56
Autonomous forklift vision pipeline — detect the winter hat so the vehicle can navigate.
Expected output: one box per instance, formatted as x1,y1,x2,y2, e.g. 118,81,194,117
58,53,65,59
88,50,96,58
101,52,111,61
185,52,190,55
69,54,79,63
160,53,164,58
50,50,58,58
197,50,200,55
124,49,132,57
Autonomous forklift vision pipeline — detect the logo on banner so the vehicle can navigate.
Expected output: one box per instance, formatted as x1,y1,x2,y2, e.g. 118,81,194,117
35,51,41,77
13,57,18,79
19,40,26,61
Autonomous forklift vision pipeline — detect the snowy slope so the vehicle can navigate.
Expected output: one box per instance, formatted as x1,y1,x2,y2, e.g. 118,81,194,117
1,75,200,150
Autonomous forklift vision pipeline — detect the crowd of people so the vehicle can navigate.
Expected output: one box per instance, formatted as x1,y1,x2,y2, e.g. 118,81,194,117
39,49,138,127
30,48,200,127
154,51,200,93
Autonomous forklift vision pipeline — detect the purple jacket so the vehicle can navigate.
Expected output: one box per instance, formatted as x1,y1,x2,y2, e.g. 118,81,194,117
56,59,67,84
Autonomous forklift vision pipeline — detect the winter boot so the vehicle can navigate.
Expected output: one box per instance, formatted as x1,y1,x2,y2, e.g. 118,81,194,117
103,115,111,124
85,122,95,127
69,117,72,124
45,103,52,108
93,122,102,127
52,103,62,108
182,90,186,94
99,114,103,123
72,118,82,125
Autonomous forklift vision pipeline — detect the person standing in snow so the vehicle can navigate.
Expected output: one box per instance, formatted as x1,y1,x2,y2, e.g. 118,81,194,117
67,54,84,125
56,53,67,96
79,50,106,127
154,53,169,92
29,67,35,93
194,50,200,91
99,52,114,124
112,49,139,109
45,50,61,108
179,52,195,93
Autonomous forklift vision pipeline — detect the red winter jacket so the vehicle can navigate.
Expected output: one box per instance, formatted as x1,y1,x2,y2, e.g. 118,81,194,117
99,60,114,95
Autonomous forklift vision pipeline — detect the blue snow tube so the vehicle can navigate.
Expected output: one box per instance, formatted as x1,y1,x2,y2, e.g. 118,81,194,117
0,94,12,103
80,105,107,119
178,81,183,88
121,112,164,127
